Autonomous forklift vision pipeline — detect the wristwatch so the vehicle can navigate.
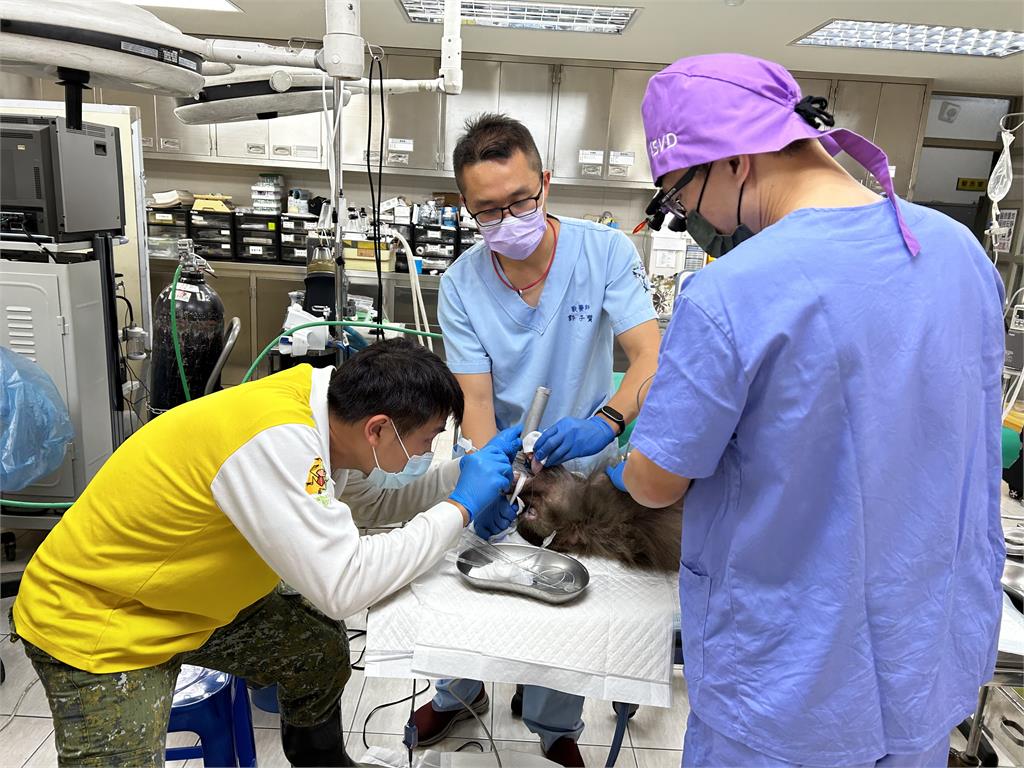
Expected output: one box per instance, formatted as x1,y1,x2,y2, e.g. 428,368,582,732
595,405,626,436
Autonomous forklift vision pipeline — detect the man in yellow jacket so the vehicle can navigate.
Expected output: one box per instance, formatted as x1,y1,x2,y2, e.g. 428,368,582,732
11,338,521,767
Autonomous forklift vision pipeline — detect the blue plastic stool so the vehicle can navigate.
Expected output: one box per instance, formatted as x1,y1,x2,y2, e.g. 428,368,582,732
166,665,257,767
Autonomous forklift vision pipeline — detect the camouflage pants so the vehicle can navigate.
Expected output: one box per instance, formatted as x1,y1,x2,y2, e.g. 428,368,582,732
12,587,352,767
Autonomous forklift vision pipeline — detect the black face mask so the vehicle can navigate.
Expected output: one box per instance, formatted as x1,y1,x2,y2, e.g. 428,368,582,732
686,164,755,258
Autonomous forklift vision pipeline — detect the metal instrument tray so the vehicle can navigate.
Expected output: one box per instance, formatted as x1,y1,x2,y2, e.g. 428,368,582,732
455,543,589,605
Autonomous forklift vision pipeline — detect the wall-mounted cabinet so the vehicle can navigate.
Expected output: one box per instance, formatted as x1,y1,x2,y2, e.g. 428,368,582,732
829,79,928,198
384,54,442,171
606,68,654,183
97,88,157,150
551,65,659,184
154,96,213,156
441,59,555,174
64,57,931,198
341,53,443,171
552,65,614,180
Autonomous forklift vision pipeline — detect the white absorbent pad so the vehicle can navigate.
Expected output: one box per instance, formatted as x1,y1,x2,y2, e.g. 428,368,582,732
365,555,679,707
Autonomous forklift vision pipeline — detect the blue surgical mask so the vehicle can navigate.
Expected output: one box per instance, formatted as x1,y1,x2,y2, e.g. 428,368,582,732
367,422,433,489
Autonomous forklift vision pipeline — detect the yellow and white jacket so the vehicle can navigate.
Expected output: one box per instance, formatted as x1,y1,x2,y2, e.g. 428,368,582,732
13,364,462,673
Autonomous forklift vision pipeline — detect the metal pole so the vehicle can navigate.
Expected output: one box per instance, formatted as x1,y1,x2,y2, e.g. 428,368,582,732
332,78,347,326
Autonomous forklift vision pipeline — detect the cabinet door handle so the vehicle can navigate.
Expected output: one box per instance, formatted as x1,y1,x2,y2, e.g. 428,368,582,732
272,145,292,156
159,138,181,152
246,143,267,154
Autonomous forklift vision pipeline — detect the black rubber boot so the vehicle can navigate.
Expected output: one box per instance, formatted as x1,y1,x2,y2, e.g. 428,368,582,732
280,703,356,767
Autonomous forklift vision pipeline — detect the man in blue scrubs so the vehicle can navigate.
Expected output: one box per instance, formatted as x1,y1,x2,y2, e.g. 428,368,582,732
612,53,1005,766
412,114,660,766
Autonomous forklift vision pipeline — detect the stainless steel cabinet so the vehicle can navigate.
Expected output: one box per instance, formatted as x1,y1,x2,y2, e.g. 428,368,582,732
606,68,654,183
873,83,927,198
341,55,381,166
269,112,322,163
443,59,500,172
385,55,442,170
831,80,881,183
215,119,270,160
793,78,833,103
831,79,927,198
499,62,554,170
154,96,212,156
98,89,157,149
552,66,613,180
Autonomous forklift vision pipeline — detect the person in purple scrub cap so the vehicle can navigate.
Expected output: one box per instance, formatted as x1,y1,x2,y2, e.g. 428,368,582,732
608,53,1006,768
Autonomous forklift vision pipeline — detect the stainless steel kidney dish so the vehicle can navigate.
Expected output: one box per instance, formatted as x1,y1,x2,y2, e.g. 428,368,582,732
456,542,590,605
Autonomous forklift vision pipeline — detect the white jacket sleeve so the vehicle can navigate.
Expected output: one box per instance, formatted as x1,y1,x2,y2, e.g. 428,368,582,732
341,459,461,528
211,424,464,619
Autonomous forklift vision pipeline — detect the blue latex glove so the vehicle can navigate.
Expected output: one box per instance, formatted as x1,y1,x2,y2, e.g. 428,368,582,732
605,461,628,493
449,425,521,526
473,495,520,540
533,415,616,468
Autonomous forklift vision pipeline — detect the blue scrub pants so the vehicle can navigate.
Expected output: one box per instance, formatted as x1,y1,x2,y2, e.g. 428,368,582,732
682,712,950,767
434,678,584,750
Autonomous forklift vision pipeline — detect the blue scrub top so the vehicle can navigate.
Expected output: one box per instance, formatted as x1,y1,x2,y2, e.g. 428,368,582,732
631,199,1006,764
439,216,656,474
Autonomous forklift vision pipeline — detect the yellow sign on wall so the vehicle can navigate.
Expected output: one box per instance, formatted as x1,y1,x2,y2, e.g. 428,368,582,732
956,177,987,192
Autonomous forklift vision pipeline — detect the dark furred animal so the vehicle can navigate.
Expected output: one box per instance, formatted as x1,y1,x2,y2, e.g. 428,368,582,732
516,466,682,572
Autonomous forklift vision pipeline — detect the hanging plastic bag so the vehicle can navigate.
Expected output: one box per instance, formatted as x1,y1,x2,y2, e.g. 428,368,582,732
0,347,74,492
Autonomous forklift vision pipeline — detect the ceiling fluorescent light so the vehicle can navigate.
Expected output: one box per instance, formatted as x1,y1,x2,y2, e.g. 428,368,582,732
794,20,1024,58
120,0,242,11
398,0,637,35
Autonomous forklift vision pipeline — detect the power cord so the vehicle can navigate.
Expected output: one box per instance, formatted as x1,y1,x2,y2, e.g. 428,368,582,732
448,681,501,767
365,53,386,339
0,677,39,734
14,221,54,261
361,679,429,750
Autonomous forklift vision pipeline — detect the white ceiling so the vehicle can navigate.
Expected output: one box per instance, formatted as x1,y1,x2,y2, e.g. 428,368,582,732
149,0,1024,95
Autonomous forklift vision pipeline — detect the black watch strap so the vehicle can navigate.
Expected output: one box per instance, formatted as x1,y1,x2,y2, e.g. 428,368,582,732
596,405,626,436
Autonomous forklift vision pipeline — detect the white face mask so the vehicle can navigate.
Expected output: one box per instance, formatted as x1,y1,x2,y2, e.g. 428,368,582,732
367,421,433,489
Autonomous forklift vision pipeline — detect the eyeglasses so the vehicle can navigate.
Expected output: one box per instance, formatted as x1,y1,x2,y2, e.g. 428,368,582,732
466,183,544,229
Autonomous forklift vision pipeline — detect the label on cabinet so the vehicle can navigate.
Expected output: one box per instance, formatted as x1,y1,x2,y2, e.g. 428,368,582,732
283,233,296,243
140,137,154,148
578,149,605,164
388,152,410,166
388,138,415,152
249,245,265,255
609,151,635,166
154,213,173,222
159,138,181,152
294,145,318,159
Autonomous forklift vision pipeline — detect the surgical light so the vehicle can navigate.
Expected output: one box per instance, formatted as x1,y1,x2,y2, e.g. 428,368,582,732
399,0,637,34
794,20,1024,58
120,0,241,11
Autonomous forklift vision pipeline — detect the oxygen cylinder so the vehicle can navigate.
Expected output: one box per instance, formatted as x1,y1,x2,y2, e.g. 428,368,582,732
149,241,225,418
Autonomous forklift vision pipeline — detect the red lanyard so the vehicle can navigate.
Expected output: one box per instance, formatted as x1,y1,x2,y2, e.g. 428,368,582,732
491,219,558,296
